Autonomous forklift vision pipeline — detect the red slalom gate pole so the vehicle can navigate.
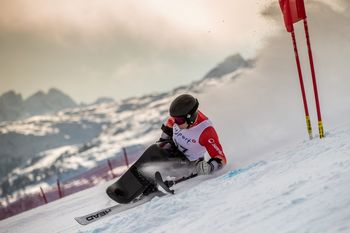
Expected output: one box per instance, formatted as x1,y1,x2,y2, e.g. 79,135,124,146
40,187,48,204
107,159,116,179
290,25,313,140
123,148,129,169
303,18,324,138
57,179,63,199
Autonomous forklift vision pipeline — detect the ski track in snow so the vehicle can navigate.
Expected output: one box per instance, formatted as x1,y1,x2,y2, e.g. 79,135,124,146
1,123,350,233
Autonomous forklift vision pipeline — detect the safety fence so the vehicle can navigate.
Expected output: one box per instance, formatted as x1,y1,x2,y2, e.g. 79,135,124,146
0,147,142,220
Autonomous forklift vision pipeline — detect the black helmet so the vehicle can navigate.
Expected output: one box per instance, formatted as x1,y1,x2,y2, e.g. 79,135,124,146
169,94,199,124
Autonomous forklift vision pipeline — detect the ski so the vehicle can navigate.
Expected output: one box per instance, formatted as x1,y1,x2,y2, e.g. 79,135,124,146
76,171,198,225
74,191,166,225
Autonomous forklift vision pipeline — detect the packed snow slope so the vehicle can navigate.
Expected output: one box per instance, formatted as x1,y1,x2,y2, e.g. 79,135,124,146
1,120,350,233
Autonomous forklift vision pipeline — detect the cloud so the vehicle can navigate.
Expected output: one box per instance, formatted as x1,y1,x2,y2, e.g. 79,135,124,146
1,0,346,103
0,0,193,48
0,0,277,102
0,0,273,53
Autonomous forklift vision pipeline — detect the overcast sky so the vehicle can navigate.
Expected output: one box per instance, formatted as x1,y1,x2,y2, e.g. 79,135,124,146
0,0,276,103
0,0,345,103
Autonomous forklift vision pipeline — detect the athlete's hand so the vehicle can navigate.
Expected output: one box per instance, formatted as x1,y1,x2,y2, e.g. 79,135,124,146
194,160,213,175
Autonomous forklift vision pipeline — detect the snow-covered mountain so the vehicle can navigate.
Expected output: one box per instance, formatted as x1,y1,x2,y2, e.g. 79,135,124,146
0,54,252,199
93,97,115,105
203,54,253,80
0,91,24,122
24,88,77,116
0,88,77,122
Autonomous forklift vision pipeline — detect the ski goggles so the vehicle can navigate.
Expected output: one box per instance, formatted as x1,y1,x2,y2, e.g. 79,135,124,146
174,116,187,125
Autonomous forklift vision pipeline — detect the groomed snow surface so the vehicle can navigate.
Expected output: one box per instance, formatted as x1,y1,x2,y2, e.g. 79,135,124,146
1,122,350,233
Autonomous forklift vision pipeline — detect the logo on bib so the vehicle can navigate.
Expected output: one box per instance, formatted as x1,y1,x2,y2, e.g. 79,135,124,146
174,131,194,144
208,138,215,144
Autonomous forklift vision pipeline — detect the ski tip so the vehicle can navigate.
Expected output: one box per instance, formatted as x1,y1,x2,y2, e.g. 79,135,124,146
74,217,89,226
154,171,175,195
155,171,163,181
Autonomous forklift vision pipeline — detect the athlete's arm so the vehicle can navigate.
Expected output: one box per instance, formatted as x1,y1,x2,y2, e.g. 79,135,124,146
199,126,227,165
157,117,175,148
